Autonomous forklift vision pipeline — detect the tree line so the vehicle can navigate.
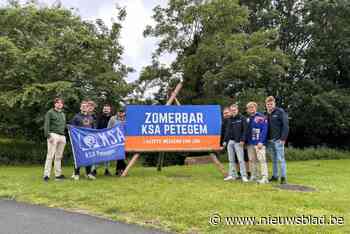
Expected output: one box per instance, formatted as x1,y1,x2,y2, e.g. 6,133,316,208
0,0,349,148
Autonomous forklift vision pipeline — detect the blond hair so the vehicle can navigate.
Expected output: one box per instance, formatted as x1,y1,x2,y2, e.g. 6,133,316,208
246,102,258,108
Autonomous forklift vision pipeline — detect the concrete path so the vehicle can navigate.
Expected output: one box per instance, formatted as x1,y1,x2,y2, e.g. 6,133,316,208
0,200,168,234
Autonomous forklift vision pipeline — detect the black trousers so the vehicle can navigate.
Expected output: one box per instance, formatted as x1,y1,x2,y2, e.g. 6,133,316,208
116,160,126,171
74,166,92,175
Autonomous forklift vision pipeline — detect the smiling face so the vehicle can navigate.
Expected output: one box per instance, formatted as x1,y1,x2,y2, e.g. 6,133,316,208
80,102,89,114
266,101,276,113
230,105,239,117
103,105,111,115
118,111,126,121
246,103,257,115
54,100,64,110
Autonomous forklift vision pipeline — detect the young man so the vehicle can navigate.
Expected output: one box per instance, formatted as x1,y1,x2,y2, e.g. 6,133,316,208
92,104,113,176
246,102,269,184
222,104,248,182
108,108,127,176
70,100,96,180
220,107,232,146
265,96,289,184
43,98,66,182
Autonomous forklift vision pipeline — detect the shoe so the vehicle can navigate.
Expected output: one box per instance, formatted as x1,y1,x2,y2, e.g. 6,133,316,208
91,169,97,176
71,174,79,180
257,177,269,184
280,177,287,184
87,174,96,180
116,169,124,176
236,176,242,180
249,176,257,182
43,176,49,182
242,176,249,182
269,176,279,182
104,169,111,176
224,176,235,181
55,175,65,181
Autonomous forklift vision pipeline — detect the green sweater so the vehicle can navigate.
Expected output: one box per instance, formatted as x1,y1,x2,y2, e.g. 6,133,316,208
44,108,66,137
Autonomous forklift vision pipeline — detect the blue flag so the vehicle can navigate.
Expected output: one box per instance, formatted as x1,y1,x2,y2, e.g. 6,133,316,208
68,124,125,168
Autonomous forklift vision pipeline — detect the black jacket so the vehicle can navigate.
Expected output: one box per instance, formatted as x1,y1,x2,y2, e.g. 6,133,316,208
223,114,247,143
220,118,231,145
266,107,289,141
97,114,112,129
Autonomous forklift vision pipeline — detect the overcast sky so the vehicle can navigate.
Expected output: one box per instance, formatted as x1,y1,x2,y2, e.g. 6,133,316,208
0,0,174,82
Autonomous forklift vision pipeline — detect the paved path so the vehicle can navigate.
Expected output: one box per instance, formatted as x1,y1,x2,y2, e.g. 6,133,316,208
0,200,168,234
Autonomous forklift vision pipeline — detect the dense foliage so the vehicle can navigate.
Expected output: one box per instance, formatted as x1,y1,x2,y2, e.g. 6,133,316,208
0,1,132,139
142,0,350,148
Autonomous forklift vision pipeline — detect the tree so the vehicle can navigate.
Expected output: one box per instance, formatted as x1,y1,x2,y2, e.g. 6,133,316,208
0,1,132,139
239,0,350,147
143,0,289,107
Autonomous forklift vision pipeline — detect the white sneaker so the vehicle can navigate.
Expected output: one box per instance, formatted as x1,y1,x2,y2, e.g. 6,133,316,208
71,174,79,180
224,175,234,181
87,174,96,180
257,177,269,184
242,176,249,182
249,176,257,182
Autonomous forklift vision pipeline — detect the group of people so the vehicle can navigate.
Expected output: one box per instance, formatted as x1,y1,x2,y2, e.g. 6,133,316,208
221,96,289,184
42,96,288,184
43,98,127,182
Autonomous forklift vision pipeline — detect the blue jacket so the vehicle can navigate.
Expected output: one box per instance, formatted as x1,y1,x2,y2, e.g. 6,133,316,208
246,112,268,145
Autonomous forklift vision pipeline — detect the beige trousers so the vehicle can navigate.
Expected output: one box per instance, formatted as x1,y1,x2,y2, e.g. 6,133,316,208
43,133,66,177
247,145,268,179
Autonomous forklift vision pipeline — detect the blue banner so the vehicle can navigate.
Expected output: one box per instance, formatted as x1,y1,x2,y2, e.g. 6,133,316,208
68,124,125,168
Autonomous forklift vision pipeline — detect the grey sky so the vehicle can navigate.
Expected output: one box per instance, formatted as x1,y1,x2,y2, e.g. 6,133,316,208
0,0,174,82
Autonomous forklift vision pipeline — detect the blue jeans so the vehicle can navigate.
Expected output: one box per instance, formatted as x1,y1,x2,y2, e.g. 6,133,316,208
227,140,246,177
268,140,287,178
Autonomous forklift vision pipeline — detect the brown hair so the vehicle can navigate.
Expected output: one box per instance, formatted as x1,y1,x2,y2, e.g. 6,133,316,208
54,97,64,104
230,103,239,109
265,96,276,103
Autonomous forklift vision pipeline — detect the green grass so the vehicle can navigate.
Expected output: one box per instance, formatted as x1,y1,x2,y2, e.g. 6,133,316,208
0,160,349,233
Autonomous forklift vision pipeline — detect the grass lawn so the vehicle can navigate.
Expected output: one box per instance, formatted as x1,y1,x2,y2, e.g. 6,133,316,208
0,160,349,233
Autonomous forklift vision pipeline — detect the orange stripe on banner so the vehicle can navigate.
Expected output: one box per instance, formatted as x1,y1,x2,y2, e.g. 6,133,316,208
125,136,221,152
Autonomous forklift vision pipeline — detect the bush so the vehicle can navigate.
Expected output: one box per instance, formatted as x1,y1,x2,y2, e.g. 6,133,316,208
0,137,73,165
285,147,350,161
218,146,350,163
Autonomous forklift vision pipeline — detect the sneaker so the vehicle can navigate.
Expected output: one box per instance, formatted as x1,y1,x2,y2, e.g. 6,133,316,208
104,169,111,176
116,169,124,177
236,176,242,180
280,177,287,184
91,169,97,176
71,174,80,180
55,175,65,181
249,176,257,182
242,176,249,182
269,176,279,182
43,176,49,182
257,177,269,184
224,175,235,181
87,174,96,180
